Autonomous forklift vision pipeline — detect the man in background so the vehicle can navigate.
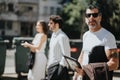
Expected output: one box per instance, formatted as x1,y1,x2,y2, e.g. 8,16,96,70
47,15,71,80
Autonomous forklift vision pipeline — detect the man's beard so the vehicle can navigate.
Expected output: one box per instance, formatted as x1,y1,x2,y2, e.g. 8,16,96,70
89,25,97,29
88,20,97,29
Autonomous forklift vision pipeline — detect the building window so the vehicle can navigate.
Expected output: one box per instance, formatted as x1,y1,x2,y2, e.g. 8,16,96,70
27,6,33,11
0,20,5,29
50,6,55,15
0,2,6,12
6,21,12,30
56,7,61,14
43,6,48,15
8,3,14,12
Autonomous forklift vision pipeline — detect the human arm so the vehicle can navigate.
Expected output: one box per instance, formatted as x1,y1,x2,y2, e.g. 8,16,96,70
106,49,119,71
59,35,71,66
59,36,70,57
21,34,47,52
73,50,85,80
78,50,84,64
105,34,119,71
75,50,85,75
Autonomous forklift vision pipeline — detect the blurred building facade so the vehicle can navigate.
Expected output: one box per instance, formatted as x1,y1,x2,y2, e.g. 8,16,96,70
0,0,62,37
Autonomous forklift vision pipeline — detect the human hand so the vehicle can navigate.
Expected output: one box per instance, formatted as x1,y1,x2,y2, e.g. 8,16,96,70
73,72,80,80
75,67,85,76
21,42,29,47
30,48,36,52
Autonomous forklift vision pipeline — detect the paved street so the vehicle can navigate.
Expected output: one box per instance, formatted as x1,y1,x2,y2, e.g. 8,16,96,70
1,49,120,80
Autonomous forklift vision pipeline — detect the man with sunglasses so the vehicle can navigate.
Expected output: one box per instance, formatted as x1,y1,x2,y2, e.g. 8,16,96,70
73,4,119,80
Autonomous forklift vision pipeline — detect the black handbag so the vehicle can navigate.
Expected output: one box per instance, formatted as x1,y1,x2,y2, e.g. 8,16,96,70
27,51,35,69
89,46,108,63
47,62,70,80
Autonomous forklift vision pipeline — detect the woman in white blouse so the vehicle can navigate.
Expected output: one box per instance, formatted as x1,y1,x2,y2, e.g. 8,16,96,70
22,20,48,80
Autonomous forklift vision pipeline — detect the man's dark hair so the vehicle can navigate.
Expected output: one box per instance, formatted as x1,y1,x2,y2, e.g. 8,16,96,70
49,15,63,28
86,4,101,13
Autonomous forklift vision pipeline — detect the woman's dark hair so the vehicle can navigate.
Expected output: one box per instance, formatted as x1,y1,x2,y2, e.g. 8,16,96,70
49,15,63,28
38,20,48,35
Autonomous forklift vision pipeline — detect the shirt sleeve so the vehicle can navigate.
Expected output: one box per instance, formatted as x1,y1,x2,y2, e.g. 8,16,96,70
104,33,117,50
58,35,71,66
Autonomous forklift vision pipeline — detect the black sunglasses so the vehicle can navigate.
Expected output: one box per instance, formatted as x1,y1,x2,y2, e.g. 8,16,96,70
85,13,100,18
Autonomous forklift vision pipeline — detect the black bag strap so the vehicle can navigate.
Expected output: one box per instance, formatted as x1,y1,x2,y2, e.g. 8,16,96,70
63,55,71,69
44,38,49,59
43,38,49,79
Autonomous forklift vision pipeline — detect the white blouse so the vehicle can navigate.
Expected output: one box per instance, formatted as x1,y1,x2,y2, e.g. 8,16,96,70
32,33,46,53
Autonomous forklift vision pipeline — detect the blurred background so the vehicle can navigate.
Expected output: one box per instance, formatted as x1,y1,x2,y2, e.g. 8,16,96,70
0,0,120,80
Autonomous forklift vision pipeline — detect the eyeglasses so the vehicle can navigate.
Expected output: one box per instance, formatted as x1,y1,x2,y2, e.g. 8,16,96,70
85,13,100,18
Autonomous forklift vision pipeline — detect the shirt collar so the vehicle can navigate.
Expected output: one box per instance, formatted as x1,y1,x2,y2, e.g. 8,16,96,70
52,29,61,37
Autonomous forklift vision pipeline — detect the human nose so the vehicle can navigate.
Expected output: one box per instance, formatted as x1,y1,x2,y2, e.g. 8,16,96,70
89,15,94,18
48,23,50,27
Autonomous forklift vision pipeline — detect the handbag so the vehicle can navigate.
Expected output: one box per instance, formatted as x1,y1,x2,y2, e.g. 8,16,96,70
47,62,70,80
27,51,35,69
89,46,108,63
47,40,70,80
82,62,109,80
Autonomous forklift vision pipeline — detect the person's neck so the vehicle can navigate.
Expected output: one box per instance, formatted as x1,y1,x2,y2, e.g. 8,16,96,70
53,28,60,33
90,26,102,32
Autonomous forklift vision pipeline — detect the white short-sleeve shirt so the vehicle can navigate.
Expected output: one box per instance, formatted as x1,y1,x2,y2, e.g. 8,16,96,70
82,28,117,65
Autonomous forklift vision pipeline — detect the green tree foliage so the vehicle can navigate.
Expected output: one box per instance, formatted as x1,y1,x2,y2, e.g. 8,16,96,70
60,0,120,40
93,0,120,40
60,0,87,39
110,0,120,40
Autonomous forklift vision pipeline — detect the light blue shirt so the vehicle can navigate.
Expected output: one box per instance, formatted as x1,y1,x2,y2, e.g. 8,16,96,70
47,29,71,68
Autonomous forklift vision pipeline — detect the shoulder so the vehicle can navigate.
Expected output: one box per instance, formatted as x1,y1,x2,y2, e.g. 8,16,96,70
83,31,89,38
59,32,69,40
102,28,115,38
41,33,47,39
34,33,41,39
